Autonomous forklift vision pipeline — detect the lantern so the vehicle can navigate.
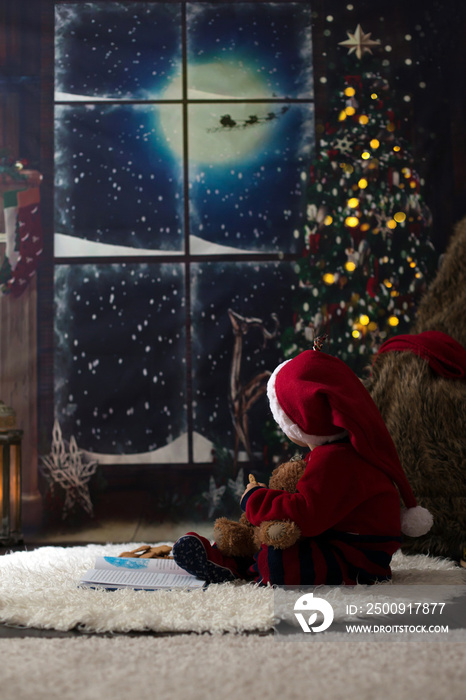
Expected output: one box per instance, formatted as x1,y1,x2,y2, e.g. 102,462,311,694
0,401,23,544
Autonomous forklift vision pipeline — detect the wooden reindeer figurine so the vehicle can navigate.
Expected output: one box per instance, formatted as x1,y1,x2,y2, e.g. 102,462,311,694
228,309,279,468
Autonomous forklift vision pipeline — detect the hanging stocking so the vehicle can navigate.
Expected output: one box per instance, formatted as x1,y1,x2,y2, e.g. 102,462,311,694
0,189,20,289
0,187,42,298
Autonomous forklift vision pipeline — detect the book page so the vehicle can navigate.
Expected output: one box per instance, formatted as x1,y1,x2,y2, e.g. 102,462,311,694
79,568,205,590
95,556,189,575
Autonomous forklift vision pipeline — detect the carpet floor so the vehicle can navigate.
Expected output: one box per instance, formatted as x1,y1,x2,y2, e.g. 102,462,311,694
2,632,466,700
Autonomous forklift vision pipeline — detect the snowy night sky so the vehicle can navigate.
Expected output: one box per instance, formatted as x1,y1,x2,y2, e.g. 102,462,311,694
188,102,314,253
54,263,187,455
54,103,185,251
186,2,313,100
53,2,314,460
54,2,182,101
191,261,298,462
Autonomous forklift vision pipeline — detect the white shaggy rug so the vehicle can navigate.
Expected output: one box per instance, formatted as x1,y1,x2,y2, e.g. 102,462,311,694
0,542,465,634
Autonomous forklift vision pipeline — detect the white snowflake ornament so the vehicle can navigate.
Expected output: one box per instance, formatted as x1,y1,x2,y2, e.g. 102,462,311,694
335,136,353,154
202,476,226,518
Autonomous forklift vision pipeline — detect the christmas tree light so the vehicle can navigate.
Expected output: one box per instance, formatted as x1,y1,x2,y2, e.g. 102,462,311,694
280,72,437,376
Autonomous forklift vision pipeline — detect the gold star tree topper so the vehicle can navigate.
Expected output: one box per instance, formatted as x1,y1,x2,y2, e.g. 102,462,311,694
339,24,381,60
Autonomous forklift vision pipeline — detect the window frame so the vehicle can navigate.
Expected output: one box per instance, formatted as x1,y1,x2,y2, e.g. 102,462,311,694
39,0,320,475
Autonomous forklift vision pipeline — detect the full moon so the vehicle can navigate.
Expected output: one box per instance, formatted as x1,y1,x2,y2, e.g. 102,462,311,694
158,62,278,164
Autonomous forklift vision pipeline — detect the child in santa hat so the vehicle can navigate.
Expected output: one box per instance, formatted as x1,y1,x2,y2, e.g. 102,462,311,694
173,343,432,585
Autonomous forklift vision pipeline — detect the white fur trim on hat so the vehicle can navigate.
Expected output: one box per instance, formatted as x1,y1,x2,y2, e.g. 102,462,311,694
266,359,348,446
401,506,433,537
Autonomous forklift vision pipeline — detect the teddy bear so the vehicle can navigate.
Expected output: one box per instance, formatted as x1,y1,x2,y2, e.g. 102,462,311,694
212,459,306,557
366,216,466,562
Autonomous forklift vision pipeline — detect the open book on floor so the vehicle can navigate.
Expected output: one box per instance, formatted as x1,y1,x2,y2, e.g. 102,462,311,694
79,555,205,590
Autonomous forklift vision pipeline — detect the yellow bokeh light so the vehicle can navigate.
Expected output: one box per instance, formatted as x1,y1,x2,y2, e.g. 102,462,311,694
394,211,406,223
387,220,397,229
344,87,356,97
384,279,393,288
388,316,399,327
347,197,359,208
324,215,333,226
352,330,361,339
359,314,370,326
371,93,378,100
410,181,417,188
338,110,347,121
368,322,378,331
410,261,416,268
361,151,371,160
358,178,368,189
360,223,370,232
345,106,356,116
359,115,369,125
370,139,380,149
393,145,401,152
345,261,356,272
323,273,335,285
345,216,359,228
386,122,396,132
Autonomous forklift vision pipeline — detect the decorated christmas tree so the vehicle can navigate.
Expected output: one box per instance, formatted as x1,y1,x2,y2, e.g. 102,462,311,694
280,61,438,377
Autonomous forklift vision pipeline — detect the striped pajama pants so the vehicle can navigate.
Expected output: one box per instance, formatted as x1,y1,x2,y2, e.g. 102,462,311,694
245,531,401,585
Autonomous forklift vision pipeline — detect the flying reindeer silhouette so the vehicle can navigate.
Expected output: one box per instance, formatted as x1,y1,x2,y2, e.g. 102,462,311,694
228,309,279,470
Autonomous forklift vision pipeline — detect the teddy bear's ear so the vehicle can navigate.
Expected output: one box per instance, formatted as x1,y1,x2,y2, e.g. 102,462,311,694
269,459,306,492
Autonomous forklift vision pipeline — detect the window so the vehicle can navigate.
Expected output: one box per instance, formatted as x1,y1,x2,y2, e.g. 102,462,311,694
53,1,315,466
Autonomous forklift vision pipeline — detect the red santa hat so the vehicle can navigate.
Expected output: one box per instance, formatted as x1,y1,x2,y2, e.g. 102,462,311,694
267,348,433,537
376,330,466,379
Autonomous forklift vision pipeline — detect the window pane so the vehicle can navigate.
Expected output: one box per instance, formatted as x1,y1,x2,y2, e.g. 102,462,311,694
54,263,187,461
54,104,184,255
187,2,313,99
189,103,315,254
55,2,182,101
51,1,315,470
191,260,297,462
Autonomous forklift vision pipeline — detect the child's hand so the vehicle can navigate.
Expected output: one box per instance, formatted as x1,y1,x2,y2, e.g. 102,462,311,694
241,475,266,501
